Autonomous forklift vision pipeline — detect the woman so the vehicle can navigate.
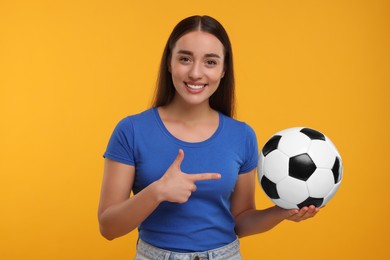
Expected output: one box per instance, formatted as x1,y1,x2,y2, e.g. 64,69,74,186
98,15,319,259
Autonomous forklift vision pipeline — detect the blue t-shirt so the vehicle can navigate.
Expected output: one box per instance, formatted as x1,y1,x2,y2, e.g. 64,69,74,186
104,108,258,252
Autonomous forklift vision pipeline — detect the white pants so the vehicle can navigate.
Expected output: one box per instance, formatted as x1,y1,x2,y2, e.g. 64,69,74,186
134,238,242,260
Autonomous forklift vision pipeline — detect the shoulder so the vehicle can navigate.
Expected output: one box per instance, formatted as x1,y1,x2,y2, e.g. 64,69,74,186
221,114,257,137
115,108,155,128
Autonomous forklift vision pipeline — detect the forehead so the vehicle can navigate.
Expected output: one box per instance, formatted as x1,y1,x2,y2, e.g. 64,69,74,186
172,31,225,56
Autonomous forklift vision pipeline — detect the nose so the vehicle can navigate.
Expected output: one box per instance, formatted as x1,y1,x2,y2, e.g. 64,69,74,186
188,62,203,80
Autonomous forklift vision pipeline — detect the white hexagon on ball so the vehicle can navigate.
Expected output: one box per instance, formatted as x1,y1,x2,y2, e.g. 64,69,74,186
306,169,335,198
278,132,311,157
277,177,309,205
263,150,289,183
308,140,337,169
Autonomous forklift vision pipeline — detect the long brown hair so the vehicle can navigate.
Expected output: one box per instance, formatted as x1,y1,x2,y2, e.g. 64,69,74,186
152,15,235,118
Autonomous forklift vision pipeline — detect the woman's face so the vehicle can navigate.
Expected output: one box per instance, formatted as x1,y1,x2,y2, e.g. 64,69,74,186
170,31,225,107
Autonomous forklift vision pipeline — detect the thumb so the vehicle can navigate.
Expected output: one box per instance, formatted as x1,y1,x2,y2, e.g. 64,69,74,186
173,149,184,169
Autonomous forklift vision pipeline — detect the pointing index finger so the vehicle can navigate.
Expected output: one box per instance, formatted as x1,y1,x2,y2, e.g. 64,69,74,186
188,173,221,182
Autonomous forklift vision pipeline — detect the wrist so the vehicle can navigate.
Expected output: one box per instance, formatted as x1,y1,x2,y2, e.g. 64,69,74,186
149,180,166,203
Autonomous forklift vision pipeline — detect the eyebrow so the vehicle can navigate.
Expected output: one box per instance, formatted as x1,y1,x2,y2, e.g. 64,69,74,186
177,50,222,59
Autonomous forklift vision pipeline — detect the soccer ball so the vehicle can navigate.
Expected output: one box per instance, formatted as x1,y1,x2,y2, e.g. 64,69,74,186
258,127,343,209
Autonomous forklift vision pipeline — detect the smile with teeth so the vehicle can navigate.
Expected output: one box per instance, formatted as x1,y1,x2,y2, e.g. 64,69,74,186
186,83,207,90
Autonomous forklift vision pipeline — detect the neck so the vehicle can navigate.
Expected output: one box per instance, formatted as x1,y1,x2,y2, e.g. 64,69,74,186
160,98,215,123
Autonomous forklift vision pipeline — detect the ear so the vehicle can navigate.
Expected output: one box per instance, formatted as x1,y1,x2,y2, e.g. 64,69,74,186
221,63,226,78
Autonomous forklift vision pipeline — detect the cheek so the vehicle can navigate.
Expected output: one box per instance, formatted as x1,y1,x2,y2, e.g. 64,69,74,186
207,71,224,85
170,70,180,85
170,64,185,80
170,68,187,90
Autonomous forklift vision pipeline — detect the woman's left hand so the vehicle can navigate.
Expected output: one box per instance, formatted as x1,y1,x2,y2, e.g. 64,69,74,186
284,205,321,222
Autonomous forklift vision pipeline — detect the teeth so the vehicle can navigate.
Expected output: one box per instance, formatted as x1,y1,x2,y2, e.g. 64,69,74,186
187,83,205,90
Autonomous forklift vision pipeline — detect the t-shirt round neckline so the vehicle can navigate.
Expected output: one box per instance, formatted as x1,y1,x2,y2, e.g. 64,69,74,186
152,107,223,147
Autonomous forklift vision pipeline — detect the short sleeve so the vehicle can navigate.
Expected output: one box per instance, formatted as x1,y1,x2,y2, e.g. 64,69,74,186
103,117,135,166
239,124,259,174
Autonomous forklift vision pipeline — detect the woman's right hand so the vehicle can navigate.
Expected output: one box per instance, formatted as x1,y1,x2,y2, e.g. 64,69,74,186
155,149,221,203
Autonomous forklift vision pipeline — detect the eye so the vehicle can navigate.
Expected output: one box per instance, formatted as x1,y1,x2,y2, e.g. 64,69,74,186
205,60,218,67
179,56,191,63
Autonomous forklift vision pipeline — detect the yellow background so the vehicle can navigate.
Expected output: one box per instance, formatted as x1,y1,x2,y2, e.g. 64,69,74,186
1,0,389,259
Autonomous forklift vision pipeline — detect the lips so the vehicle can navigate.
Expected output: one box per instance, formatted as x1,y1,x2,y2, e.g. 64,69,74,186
186,83,205,89
185,82,207,92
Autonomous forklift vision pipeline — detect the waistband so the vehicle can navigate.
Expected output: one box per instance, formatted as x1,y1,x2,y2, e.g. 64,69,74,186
136,238,240,260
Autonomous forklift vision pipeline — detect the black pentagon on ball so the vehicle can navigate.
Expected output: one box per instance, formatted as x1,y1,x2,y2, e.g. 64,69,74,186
332,157,342,183
289,153,317,181
260,176,279,199
297,197,324,209
262,135,282,157
300,128,326,141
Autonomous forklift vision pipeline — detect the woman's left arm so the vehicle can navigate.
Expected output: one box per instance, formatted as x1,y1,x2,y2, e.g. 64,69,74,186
231,169,320,238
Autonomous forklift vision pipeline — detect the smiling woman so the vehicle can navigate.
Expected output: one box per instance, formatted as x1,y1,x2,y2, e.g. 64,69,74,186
1,0,388,259
98,15,319,260
169,31,225,104
153,15,235,118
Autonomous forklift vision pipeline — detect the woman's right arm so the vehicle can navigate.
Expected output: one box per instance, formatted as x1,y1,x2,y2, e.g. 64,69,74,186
98,150,221,240
97,158,162,240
